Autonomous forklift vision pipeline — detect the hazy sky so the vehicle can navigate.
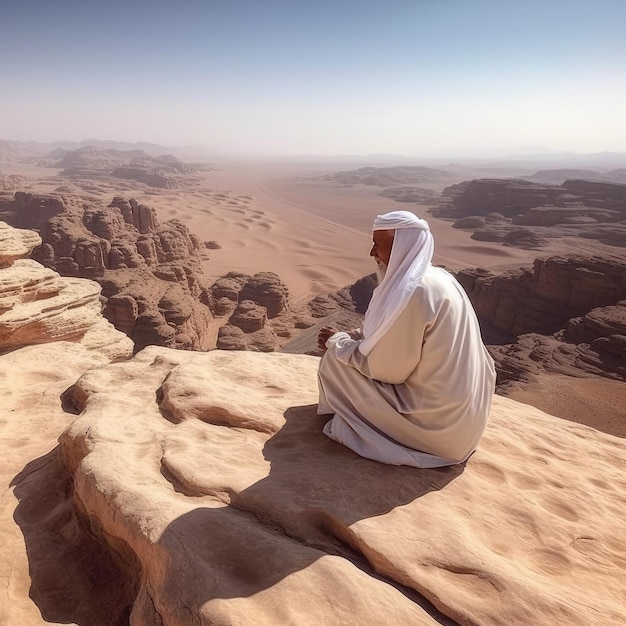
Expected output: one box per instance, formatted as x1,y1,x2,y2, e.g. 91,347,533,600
1,0,625,156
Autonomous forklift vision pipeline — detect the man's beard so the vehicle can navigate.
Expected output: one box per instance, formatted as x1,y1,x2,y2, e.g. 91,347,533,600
376,261,387,284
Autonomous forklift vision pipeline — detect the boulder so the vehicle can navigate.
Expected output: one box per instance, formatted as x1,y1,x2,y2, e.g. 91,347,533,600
230,300,267,333
239,271,289,319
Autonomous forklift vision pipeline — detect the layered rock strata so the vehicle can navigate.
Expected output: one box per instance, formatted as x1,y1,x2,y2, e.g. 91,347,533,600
437,178,626,248
0,221,132,359
457,254,626,387
58,347,626,626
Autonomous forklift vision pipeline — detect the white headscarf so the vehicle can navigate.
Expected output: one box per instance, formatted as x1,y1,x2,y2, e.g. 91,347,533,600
359,211,434,356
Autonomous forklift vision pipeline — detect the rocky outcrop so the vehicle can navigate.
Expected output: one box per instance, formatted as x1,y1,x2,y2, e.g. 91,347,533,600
0,221,132,359
110,167,176,189
205,271,291,352
321,165,455,186
457,255,626,337
456,255,626,387
10,192,69,230
4,193,215,352
437,178,626,248
54,347,626,626
43,146,196,189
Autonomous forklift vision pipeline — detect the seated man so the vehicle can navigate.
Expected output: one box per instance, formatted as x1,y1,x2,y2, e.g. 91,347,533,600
317,210,496,468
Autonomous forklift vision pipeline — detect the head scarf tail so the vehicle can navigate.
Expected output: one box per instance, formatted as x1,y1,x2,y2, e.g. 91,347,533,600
360,211,434,356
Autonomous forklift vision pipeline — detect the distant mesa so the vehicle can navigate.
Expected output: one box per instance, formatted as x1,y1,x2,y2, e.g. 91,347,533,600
319,165,456,187
379,186,439,203
523,168,626,185
435,178,626,249
0,137,174,161
37,146,198,189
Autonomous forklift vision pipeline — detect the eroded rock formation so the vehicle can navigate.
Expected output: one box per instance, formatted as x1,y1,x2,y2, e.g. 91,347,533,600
40,146,197,189
4,192,216,352
456,254,626,387
0,221,132,359
204,271,291,352
437,178,626,248
55,347,626,625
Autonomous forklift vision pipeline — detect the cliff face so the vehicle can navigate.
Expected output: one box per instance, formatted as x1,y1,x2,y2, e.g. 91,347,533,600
1,222,134,625
456,254,626,386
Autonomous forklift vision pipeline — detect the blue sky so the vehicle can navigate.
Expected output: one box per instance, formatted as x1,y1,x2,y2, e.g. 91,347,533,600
1,0,624,155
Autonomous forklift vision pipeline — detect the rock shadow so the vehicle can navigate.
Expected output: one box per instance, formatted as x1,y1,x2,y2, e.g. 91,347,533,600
157,404,463,623
11,447,136,626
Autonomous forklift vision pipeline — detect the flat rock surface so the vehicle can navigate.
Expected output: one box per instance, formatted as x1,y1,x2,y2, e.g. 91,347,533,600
59,348,626,625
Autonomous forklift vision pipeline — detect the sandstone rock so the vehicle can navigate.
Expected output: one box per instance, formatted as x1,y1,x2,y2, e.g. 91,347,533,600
104,294,138,336
0,222,133,358
11,192,67,230
128,198,157,234
8,194,215,352
502,228,549,249
457,254,626,337
111,167,174,189
0,259,60,314
322,165,454,187
204,240,221,249
239,271,289,319
207,272,250,304
216,324,247,350
212,296,236,317
57,348,626,626
0,220,41,267
230,300,267,333
436,178,626,249
379,186,439,203
1,342,135,626
452,216,485,229
565,301,626,345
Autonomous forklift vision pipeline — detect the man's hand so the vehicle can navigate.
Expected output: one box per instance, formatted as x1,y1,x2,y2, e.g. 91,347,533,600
317,326,337,352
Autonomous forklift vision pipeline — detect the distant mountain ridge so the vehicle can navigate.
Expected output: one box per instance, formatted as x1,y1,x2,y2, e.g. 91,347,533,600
0,138,175,160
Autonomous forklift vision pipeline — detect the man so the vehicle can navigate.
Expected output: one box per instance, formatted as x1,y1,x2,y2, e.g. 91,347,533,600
317,210,496,468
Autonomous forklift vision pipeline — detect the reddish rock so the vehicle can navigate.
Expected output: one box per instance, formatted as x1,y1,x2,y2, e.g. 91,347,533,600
230,300,267,333
216,324,247,350
9,193,214,352
239,272,289,319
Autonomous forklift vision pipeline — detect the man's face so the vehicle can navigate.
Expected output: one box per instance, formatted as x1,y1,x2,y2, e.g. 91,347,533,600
369,229,394,267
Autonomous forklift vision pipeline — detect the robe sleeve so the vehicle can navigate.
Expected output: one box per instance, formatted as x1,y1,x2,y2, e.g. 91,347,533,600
326,299,428,384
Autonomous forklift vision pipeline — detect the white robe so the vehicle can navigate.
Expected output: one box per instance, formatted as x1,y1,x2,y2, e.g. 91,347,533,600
317,266,496,468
